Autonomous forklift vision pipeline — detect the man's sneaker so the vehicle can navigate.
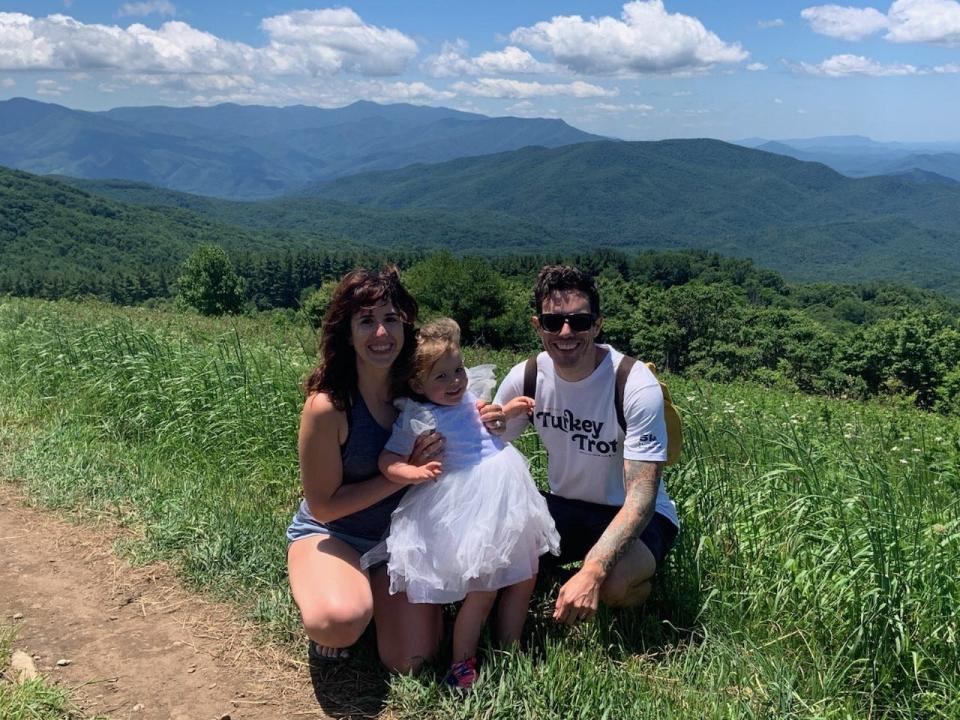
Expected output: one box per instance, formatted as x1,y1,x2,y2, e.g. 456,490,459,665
444,656,478,691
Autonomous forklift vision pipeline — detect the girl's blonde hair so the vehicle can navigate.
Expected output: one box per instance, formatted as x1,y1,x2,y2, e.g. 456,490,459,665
397,317,461,398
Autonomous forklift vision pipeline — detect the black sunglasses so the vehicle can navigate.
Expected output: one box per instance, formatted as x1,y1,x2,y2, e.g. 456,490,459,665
538,313,597,333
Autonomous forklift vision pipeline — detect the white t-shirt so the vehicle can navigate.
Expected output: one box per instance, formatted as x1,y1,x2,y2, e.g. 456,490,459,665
494,345,678,528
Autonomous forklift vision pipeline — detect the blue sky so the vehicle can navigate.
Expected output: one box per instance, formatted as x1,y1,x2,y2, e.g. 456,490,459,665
1,0,958,141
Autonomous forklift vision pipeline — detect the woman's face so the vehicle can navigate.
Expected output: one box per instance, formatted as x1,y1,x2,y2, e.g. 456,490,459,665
350,301,405,370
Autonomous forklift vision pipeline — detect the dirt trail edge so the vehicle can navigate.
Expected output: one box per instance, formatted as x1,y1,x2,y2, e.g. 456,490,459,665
0,483,330,720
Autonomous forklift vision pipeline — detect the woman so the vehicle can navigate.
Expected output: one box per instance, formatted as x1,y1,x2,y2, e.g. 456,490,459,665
286,267,445,672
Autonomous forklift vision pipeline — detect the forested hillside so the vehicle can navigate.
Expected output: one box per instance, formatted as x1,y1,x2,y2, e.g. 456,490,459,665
307,139,960,293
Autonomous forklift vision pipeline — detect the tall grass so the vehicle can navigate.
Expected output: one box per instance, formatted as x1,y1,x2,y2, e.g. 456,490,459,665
1,297,958,718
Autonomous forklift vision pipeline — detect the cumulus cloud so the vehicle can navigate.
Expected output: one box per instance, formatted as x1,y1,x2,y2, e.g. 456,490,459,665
422,40,553,77
802,0,960,45
746,62,767,70
758,18,785,28
507,0,748,76
451,78,617,98
36,78,68,95
934,62,960,71
259,9,418,76
800,5,889,40
117,1,176,18
792,53,920,75
0,9,417,77
885,0,960,44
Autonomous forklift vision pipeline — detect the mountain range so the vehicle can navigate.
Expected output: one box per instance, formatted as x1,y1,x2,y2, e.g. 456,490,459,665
0,97,600,200
51,138,960,296
737,135,960,184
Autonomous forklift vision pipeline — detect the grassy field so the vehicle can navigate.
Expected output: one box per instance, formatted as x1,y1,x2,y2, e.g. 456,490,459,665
1,297,958,719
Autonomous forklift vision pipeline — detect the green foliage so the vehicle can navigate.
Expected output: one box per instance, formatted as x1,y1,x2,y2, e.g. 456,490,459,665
176,245,246,316
405,252,516,346
299,279,338,329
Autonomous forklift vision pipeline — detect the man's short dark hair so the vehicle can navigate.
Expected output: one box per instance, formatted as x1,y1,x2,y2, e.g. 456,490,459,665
533,265,601,316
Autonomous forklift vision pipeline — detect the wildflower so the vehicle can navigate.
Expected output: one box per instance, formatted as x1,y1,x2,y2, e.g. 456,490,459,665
932,524,947,535
891,446,899,452
899,459,908,465
912,448,922,453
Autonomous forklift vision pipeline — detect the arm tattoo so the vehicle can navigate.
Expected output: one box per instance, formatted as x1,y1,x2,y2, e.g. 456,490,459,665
583,460,660,575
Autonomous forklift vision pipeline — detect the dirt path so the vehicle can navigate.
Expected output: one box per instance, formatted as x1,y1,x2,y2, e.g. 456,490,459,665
0,483,341,720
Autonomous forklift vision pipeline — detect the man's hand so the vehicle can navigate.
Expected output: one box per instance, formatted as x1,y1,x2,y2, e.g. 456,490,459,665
553,565,603,625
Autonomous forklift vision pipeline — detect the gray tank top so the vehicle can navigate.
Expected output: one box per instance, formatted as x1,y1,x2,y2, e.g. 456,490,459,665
323,393,405,539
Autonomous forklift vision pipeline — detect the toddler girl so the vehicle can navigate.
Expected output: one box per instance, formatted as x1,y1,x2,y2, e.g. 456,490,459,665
362,318,559,690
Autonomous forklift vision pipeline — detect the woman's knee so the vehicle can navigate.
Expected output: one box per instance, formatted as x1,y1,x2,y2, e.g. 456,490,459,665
300,599,372,647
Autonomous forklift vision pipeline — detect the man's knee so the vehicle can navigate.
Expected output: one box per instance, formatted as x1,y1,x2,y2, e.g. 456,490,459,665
600,576,652,607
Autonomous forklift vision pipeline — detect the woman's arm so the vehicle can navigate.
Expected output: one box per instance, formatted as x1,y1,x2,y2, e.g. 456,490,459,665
298,393,401,523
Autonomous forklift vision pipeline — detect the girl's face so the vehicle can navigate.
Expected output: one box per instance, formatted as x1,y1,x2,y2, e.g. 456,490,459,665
412,348,466,406
350,302,404,370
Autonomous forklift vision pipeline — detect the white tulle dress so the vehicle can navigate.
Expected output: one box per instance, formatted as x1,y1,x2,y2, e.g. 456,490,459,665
361,366,560,604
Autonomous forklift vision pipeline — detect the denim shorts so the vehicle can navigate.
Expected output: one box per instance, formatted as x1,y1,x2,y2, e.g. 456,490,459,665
540,492,678,570
286,505,381,555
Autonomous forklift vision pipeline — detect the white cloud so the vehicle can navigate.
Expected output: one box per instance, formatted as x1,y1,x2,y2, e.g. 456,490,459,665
422,40,554,77
802,0,960,45
0,9,417,78
934,62,960,71
593,102,654,113
118,1,176,18
792,53,920,75
507,0,748,76
672,89,693,96
369,81,456,102
885,0,960,44
1,77,14,87
801,5,889,40
36,78,68,95
758,18,785,28
746,62,768,70
451,78,617,99
259,9,418,76
773,97,783,103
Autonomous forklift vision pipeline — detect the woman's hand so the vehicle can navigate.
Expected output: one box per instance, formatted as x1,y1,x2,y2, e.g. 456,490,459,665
409,429,445,466
477,400,508,435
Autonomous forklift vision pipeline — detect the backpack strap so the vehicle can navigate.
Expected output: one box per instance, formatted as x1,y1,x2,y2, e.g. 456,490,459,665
523,356,538,401
614,355,637,433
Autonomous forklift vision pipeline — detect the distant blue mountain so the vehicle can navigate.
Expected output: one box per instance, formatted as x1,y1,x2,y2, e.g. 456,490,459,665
742,135,960,183
0,97,602,199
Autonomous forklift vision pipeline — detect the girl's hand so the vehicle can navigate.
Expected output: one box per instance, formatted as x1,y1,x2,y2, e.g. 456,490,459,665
477,400,508,435
409,429,445,466
503,396,535,420
408,461,443,484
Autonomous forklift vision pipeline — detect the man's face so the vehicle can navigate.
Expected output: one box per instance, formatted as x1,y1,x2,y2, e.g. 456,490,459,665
532,290,602,379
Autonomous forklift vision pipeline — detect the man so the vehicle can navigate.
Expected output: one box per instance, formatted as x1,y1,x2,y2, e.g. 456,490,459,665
494,265,679,625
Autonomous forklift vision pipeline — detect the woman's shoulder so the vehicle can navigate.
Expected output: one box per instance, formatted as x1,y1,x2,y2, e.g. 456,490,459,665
302,392,349,435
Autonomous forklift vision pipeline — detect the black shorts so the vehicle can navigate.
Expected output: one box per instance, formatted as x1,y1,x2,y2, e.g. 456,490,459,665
541,492,678,570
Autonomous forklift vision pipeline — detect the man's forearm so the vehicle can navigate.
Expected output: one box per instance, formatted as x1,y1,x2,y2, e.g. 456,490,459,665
582,460,660,580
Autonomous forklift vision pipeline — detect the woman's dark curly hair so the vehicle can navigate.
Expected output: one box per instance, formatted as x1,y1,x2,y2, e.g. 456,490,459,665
304,266,419,411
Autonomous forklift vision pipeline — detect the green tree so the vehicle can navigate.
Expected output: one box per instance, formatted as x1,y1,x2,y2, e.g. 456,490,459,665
300,280,339,330
404,252,510,346
176,245,245,316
